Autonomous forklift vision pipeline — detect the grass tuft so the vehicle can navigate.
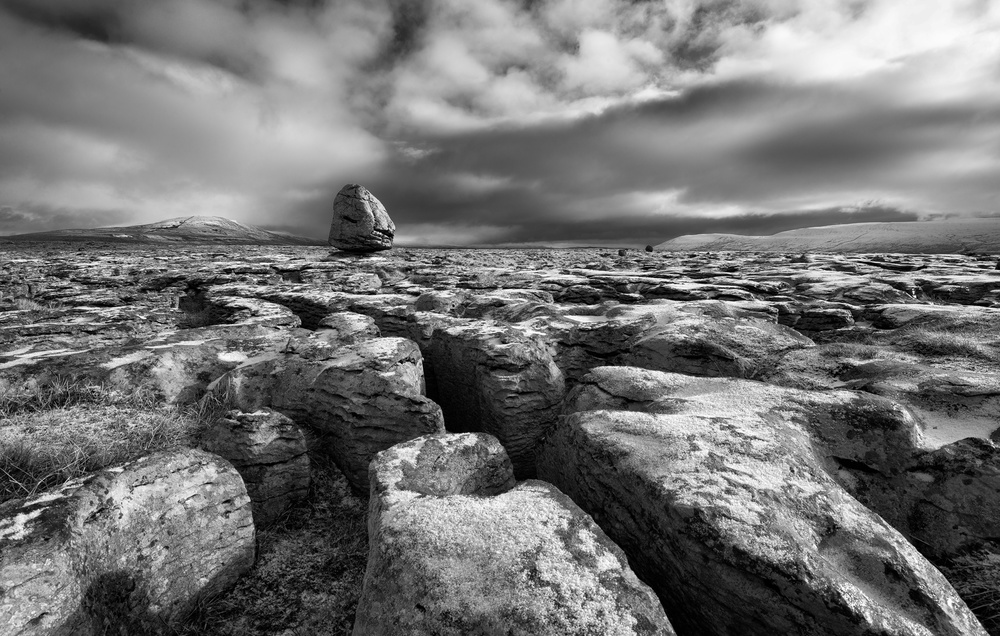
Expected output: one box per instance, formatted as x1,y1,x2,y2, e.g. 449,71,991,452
939,548,1000,635
891,328,997,361
179,453,369,636
0,380,202,504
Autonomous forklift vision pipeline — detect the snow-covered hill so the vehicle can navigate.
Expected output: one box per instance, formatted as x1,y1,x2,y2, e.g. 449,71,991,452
656,219,1000,254
3,216,324,246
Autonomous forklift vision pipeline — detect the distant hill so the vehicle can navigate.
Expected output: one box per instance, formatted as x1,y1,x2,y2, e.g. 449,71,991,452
655,218,1000,254
1,216,325,246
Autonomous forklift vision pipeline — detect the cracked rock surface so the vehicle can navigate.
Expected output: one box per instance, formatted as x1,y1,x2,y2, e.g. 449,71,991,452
0,449,255,636
355,432,675,636
5,245,1000,633
539,367,986,636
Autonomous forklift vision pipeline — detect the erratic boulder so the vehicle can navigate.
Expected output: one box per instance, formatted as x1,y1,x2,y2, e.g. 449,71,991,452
539,366,986,636
0,449,255,636
329,184,395,252
354,432,675,636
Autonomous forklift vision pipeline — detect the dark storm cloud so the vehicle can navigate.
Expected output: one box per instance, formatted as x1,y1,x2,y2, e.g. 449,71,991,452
0,204,129,235
490,205,920,246
1,0,265,80
357,78,998,240
1,0,123,43
0,0,997,242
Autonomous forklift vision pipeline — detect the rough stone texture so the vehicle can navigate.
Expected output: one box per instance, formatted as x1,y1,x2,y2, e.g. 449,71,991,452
316,311,380,343
354,433,675,636
207,337,445,491
423,323,566,478
198,408,310,527
845,437,1000,562
0,449,255,635
621,311,813,379
328,184,395,252
539,366,986,636
793,306,856,331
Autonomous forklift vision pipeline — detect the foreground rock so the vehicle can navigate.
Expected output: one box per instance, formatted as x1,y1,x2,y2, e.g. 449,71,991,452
354,433,675,636
423,323,565,478
0,449,255,635
329,184,395,252
539,367,986,636
198,409,310,527
207,337,445,490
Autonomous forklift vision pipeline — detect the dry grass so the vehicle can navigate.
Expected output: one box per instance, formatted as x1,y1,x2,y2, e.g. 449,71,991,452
890,328,998,361
818,342,887,360
179,453,369,636
0,380,202,504
11,297,47,311
939,548,1000,635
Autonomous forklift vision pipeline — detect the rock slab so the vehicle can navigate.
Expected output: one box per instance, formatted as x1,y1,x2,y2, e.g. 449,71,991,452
329,184,395,252
354,432,675,636
539,366,986,636
209,337,445,491
198,408,310,527
0,449,255,635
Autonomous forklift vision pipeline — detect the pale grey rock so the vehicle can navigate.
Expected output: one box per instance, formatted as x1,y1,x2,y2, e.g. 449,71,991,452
424,323,565,477
354,433,675,636
621,312,813,379
343,272,383,294
329,184,395,252
207,337,445,491
0,449,255,636
538,366,985,636
316,311,380,343
198,408,309,527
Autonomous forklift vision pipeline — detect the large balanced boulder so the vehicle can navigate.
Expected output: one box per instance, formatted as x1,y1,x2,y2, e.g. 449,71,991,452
329,184,395,252
354,433,675,636
539,366,986,636
0,449,255,636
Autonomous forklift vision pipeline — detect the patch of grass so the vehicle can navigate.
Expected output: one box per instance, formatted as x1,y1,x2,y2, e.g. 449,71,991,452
179,453,369,636
0,381,202,504
818,342,886,360
890,329,997,361
12,297,46,311
939,548,1000,635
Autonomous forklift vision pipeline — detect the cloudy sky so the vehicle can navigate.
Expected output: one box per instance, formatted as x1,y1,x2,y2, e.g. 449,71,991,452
1,0,998,246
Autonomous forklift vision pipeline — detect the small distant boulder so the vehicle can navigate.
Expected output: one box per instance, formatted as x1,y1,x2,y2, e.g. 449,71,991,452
329,184,395,252
645,245,653,252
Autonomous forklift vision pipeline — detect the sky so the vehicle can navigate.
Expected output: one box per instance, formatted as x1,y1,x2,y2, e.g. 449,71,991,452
0,0,998,246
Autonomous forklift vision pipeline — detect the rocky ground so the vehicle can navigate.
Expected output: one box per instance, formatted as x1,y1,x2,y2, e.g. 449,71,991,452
3,243,1000,635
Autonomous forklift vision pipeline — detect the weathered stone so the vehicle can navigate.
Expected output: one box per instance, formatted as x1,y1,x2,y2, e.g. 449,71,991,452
329,184,395,252
0,449,255,635
621,312,813,379
198,409,309,527
315,311,380,343
424,323,565,477
207,337,445,490
354,433,675,636
794,306,855,331
343,272,383,294
539,366,985,636
845,437,1000,562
